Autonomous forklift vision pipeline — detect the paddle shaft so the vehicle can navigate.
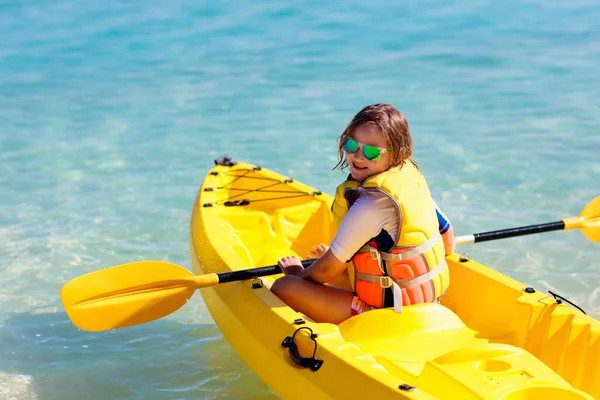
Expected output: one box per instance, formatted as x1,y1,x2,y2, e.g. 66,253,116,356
217,258,316,283
212,221,568,284
219,217,586,281
455,220,565,246
218,221,571,282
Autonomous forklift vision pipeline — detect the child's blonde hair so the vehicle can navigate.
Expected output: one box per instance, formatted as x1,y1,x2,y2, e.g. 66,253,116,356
334,103,412,170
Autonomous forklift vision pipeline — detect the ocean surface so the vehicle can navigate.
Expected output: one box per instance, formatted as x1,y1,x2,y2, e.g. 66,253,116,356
1,0,599,398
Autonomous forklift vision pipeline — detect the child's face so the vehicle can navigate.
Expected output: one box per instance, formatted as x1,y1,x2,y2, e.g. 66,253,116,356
345,124,390,181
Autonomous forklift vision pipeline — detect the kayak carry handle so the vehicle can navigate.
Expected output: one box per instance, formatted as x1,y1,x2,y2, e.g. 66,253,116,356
281,327,323,372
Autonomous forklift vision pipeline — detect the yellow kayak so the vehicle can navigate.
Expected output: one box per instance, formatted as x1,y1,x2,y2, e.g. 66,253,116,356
189,158,600,400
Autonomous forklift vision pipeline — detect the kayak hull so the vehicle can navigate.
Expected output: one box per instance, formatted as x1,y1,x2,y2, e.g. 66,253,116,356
190,161,599,400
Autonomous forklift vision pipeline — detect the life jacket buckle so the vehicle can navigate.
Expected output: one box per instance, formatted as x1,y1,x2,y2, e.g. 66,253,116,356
379,276,393,288
369,246,379,260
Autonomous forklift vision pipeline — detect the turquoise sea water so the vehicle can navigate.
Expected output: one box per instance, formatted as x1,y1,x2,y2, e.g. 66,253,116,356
1,1,599,398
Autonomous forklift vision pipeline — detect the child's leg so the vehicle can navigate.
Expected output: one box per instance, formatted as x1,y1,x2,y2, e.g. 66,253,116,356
326,269,352,291
271,275,355,324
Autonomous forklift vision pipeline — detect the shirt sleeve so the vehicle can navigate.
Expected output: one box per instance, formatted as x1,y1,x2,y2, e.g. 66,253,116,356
329,192,395,263
434,200,452,234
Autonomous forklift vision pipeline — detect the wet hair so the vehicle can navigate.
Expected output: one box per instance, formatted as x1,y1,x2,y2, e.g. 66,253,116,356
334,103,412,171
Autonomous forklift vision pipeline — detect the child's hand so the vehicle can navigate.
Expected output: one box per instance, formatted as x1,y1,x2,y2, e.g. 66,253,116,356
305,244,329,259
277,256,304,276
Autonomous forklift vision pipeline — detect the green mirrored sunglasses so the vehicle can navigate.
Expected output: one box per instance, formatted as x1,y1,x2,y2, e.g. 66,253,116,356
343,137,391,161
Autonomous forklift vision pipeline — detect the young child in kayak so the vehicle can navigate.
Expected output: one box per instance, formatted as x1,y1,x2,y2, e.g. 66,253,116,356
271,103,454,324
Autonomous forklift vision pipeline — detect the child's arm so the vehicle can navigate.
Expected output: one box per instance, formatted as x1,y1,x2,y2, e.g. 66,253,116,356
278,250,348,284
298,249,347,283
435,202,455,255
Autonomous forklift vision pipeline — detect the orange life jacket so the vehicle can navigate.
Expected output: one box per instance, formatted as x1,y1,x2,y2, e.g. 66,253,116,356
331,162,450,311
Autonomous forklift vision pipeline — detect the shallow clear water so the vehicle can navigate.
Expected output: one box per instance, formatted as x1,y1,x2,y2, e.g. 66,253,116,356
1,0,599,398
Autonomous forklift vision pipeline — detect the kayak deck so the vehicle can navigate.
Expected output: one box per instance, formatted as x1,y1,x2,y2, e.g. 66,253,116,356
338,305,592,399
190,161,599,400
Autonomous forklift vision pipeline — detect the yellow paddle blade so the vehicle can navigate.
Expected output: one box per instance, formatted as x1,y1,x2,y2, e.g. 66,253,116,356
580,195,600,242
61,261,197,332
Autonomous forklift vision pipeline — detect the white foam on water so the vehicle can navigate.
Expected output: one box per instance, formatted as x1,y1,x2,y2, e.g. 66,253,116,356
0,373,37,400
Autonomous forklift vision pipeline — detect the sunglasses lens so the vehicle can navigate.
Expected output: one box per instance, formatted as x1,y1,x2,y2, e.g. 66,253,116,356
362,145,381,161
343,138,358,153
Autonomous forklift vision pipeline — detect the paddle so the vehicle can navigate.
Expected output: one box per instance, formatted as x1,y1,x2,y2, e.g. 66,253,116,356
61,196,599,332
454,195,600,246
60,259,315,332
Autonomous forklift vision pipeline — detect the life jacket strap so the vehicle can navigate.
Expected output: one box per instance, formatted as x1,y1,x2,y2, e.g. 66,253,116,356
394,259,446,287
355,259,447,312
377,231,441,261
353,274,394,288
355,259,446,288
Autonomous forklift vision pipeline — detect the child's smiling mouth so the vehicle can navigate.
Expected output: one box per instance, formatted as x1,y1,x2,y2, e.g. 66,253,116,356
352,161,367,170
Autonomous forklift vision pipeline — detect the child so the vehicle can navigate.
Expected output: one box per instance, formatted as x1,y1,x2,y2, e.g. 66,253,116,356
271,104,454,324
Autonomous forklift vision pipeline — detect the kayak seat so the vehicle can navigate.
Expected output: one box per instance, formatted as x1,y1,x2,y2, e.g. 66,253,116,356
218,201,331,271
219,209,274,267
270,201,333,258
248,202,333,288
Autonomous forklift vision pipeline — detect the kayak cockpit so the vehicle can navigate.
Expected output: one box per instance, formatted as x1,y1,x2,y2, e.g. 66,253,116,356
214,200,334,269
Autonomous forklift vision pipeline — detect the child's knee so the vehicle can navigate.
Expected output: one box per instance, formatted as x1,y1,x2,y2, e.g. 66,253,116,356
271,275,297,296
